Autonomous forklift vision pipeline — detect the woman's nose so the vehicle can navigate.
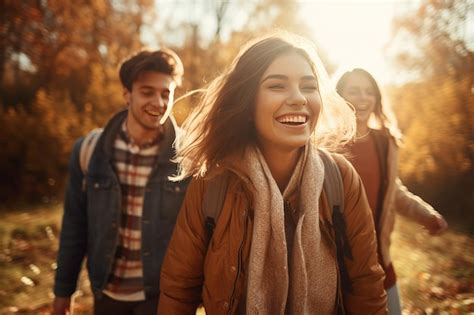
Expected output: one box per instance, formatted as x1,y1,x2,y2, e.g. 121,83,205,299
287,88,307,106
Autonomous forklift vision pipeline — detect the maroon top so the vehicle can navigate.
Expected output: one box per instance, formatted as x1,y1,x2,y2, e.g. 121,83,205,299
347,133,397,289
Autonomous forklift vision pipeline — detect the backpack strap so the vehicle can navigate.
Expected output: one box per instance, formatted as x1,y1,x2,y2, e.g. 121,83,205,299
319,149,353,294
201,151,353,295
79,128,103,191
319,149,344,216
202,172,230,238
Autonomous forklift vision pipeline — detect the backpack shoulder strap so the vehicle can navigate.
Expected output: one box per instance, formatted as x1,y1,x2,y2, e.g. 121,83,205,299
319,149,353,294
79,128,103,190
202,172,230,237
319,149,344,215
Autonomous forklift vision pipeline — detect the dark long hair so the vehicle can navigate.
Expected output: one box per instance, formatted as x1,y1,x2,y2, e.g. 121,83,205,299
174,32,355,179
336,68,401,140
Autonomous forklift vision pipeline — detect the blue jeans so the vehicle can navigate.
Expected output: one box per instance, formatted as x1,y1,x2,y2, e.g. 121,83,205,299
387,284,402,315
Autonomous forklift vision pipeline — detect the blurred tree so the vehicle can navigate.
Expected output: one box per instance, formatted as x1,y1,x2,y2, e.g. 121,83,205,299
0,0,334,205
157,0,333,123
0,0,152,110
391,0,472,79
387,0,474,224
0,0,154,204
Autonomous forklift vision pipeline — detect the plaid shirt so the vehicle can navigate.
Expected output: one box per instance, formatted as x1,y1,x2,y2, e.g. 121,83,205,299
103,122,162,301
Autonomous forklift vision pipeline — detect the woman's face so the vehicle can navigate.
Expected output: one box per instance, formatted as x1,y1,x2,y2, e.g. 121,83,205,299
254,51,322,152
339,72,377,125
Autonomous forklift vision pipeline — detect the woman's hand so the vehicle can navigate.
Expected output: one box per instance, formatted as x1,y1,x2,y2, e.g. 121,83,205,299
424,213,448,235
53,297,71,315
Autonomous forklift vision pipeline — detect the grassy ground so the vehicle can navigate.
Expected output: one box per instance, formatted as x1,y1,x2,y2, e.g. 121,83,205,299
391,218,474,314
0,205,472,314
0,204,91,315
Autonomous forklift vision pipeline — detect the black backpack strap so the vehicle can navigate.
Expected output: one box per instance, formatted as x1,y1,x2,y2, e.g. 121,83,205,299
202,172,230,238
319,149,353,294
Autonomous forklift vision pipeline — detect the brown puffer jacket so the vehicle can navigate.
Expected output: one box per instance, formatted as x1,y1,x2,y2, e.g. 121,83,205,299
158,154,387,315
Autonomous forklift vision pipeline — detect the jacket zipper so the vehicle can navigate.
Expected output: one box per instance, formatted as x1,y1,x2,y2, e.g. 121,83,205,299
227,209,249,314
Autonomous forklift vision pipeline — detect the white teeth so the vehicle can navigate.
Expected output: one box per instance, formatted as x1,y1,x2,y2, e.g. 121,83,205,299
277,115,307,123
145,109,161,116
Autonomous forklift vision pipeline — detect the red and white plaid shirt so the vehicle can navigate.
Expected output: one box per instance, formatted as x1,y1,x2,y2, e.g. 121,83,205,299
103,122,162,301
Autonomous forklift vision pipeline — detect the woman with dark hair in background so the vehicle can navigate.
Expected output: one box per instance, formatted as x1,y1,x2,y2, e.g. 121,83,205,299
157,34,387,314
336,68,448,314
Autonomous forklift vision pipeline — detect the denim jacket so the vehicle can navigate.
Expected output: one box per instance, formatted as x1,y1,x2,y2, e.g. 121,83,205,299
54,110,189,299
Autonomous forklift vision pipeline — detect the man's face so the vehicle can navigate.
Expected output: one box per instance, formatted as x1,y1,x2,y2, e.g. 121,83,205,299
124,71,176,133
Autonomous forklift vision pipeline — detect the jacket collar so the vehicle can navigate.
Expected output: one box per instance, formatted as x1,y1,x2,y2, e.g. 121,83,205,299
99,109,177,163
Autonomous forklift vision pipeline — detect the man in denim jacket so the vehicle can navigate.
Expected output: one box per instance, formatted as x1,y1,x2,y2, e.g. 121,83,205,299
53,49,188,315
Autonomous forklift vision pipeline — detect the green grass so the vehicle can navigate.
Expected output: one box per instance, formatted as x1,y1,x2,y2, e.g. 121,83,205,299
0,205,473,314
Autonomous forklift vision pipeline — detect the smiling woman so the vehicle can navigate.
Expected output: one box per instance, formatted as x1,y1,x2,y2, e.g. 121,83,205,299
157,32,388,314
253,52,323,190
173,32,355,180
336,68,448,315
255,54,321,150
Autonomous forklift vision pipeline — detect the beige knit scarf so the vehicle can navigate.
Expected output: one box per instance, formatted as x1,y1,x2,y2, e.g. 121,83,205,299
242,144,337,314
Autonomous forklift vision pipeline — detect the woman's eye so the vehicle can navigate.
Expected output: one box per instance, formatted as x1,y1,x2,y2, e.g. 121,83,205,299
268,84,285,90
302,85,318,91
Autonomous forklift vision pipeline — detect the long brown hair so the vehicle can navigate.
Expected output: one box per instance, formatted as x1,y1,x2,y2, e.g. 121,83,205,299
174,32,355,179
336,68,402,140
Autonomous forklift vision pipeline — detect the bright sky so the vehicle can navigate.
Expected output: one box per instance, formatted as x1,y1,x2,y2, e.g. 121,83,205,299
149,0,420,86
299,0,414,86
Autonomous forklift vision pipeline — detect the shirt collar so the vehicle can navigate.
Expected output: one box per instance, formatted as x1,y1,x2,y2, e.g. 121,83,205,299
119,121,163,149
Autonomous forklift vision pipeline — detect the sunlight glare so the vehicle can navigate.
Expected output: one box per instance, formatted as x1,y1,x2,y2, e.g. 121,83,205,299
299,1,401,85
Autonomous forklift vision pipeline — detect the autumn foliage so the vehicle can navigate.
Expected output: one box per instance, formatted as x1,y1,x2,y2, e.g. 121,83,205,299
0,0,318,205
0,0,148,203
386,0,473,226
0,0,472,230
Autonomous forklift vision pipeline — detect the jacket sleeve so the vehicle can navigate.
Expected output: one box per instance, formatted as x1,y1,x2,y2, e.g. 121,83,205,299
53,138,88,297
158,178,209,315
393,177,439,225
334,155,388,315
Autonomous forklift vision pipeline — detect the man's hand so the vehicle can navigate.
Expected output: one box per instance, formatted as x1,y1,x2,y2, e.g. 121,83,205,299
53,296,71,315
424,213,448,235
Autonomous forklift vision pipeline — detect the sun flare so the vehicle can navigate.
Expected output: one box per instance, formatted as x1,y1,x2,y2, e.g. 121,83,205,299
299,1,402,85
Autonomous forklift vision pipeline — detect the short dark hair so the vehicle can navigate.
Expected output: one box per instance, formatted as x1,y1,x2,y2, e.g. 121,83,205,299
119,48,184,90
